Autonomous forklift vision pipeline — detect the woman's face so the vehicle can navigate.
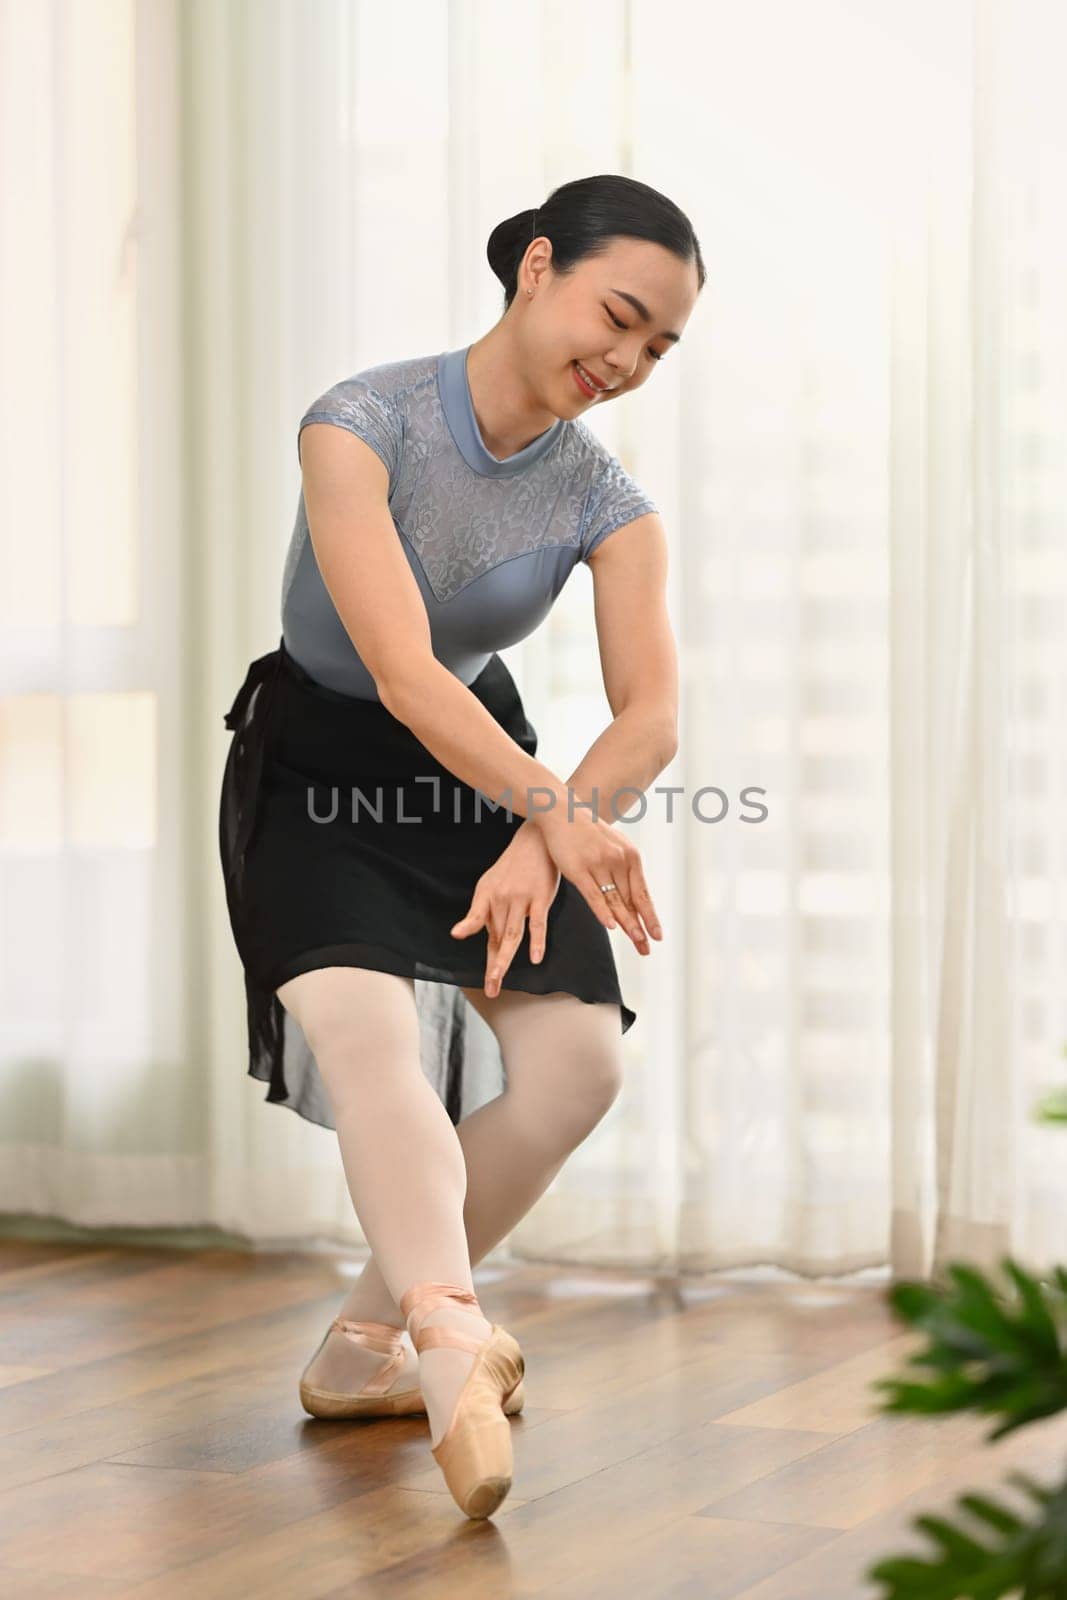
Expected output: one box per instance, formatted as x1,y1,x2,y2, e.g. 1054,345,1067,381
519,235,700,416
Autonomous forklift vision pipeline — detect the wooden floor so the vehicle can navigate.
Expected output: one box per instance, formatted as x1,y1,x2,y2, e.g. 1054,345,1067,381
1,1239,1066,1598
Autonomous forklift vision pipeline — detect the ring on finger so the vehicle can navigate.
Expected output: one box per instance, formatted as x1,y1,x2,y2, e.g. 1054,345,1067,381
604,882,648,945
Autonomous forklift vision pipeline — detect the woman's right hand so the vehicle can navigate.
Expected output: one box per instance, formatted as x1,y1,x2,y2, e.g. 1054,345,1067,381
532,809,663,952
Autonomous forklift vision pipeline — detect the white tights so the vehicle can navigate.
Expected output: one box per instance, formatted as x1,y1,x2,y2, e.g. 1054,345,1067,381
275,966,623,1447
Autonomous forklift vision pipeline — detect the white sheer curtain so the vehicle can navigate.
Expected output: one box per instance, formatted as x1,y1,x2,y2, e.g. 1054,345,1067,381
2,0,1065,1279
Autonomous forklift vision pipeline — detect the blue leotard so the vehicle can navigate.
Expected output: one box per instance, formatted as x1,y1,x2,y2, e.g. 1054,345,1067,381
281,344,658,699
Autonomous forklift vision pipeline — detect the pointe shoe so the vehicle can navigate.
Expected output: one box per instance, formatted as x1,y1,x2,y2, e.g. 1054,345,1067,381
299,1318,424,1419
400,1280,525,1520
299,1315,527,1421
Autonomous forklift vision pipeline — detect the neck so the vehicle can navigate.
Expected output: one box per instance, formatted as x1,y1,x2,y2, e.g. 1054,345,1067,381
464,327,559,460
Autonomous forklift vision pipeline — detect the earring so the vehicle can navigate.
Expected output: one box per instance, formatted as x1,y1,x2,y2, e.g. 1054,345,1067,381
527,288,533,297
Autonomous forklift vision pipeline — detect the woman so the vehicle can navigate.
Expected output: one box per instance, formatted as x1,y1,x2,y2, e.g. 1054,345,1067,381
219,172,703,1518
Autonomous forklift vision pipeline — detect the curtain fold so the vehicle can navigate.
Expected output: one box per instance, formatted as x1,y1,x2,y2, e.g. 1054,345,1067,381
2,0,1064,1278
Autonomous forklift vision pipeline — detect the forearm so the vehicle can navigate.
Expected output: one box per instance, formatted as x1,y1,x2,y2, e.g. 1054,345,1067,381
565,706,676,822
539,707,677,831
385,657,569,820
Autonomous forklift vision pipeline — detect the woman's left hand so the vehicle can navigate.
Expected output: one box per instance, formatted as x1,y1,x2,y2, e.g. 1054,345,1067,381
450,820,561,998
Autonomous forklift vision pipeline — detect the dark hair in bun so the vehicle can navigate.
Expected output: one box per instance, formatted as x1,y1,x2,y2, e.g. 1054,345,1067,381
486,173,705,312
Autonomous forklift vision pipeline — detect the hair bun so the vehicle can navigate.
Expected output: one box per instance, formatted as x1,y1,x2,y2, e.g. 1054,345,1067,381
486,208,539,289
484,174,705,313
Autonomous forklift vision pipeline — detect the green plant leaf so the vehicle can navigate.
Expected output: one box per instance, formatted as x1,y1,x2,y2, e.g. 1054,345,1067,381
868,1470,1067,1599
877,1258,1067,1438
1002,1260,1062,1360
957,1493,1025,1537
1005,1470,1055,1508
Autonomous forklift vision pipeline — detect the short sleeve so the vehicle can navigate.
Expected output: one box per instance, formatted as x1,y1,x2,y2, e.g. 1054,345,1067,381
579,454,659,563
297,378,404,489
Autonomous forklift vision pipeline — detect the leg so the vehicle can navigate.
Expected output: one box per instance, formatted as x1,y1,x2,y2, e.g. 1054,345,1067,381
336,985,624,1325
275,965,492,1448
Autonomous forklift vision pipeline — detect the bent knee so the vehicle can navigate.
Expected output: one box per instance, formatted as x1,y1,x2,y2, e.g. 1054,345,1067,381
581,1043,625,1120
571,1016,625,1114
508,1002,625,1141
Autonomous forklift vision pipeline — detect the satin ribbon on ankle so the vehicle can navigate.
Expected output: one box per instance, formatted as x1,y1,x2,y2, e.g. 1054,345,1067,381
398,1281,482,1347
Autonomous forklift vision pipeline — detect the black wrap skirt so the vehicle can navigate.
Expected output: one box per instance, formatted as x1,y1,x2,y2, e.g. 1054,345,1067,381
218,637,636,1131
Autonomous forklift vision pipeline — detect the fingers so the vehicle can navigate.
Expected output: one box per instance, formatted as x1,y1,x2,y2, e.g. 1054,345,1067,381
527,909,548,964
456,841,664,1006
613,856,663,950
451,904,485,938
455,890,552,998
583,846,663,954
603,872,649,953
592,845,644,946
484,907,528,999
576,858,641,943
483,900,552,995
627,859,663,941
579,873,620,930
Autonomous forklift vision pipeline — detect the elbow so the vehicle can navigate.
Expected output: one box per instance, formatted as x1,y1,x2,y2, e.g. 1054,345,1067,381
377,673,414,724
646,711,678,768
616,705,677,770
376,658,434,726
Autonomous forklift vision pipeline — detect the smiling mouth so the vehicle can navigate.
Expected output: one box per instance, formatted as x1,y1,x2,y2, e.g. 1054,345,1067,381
572,361,605,398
